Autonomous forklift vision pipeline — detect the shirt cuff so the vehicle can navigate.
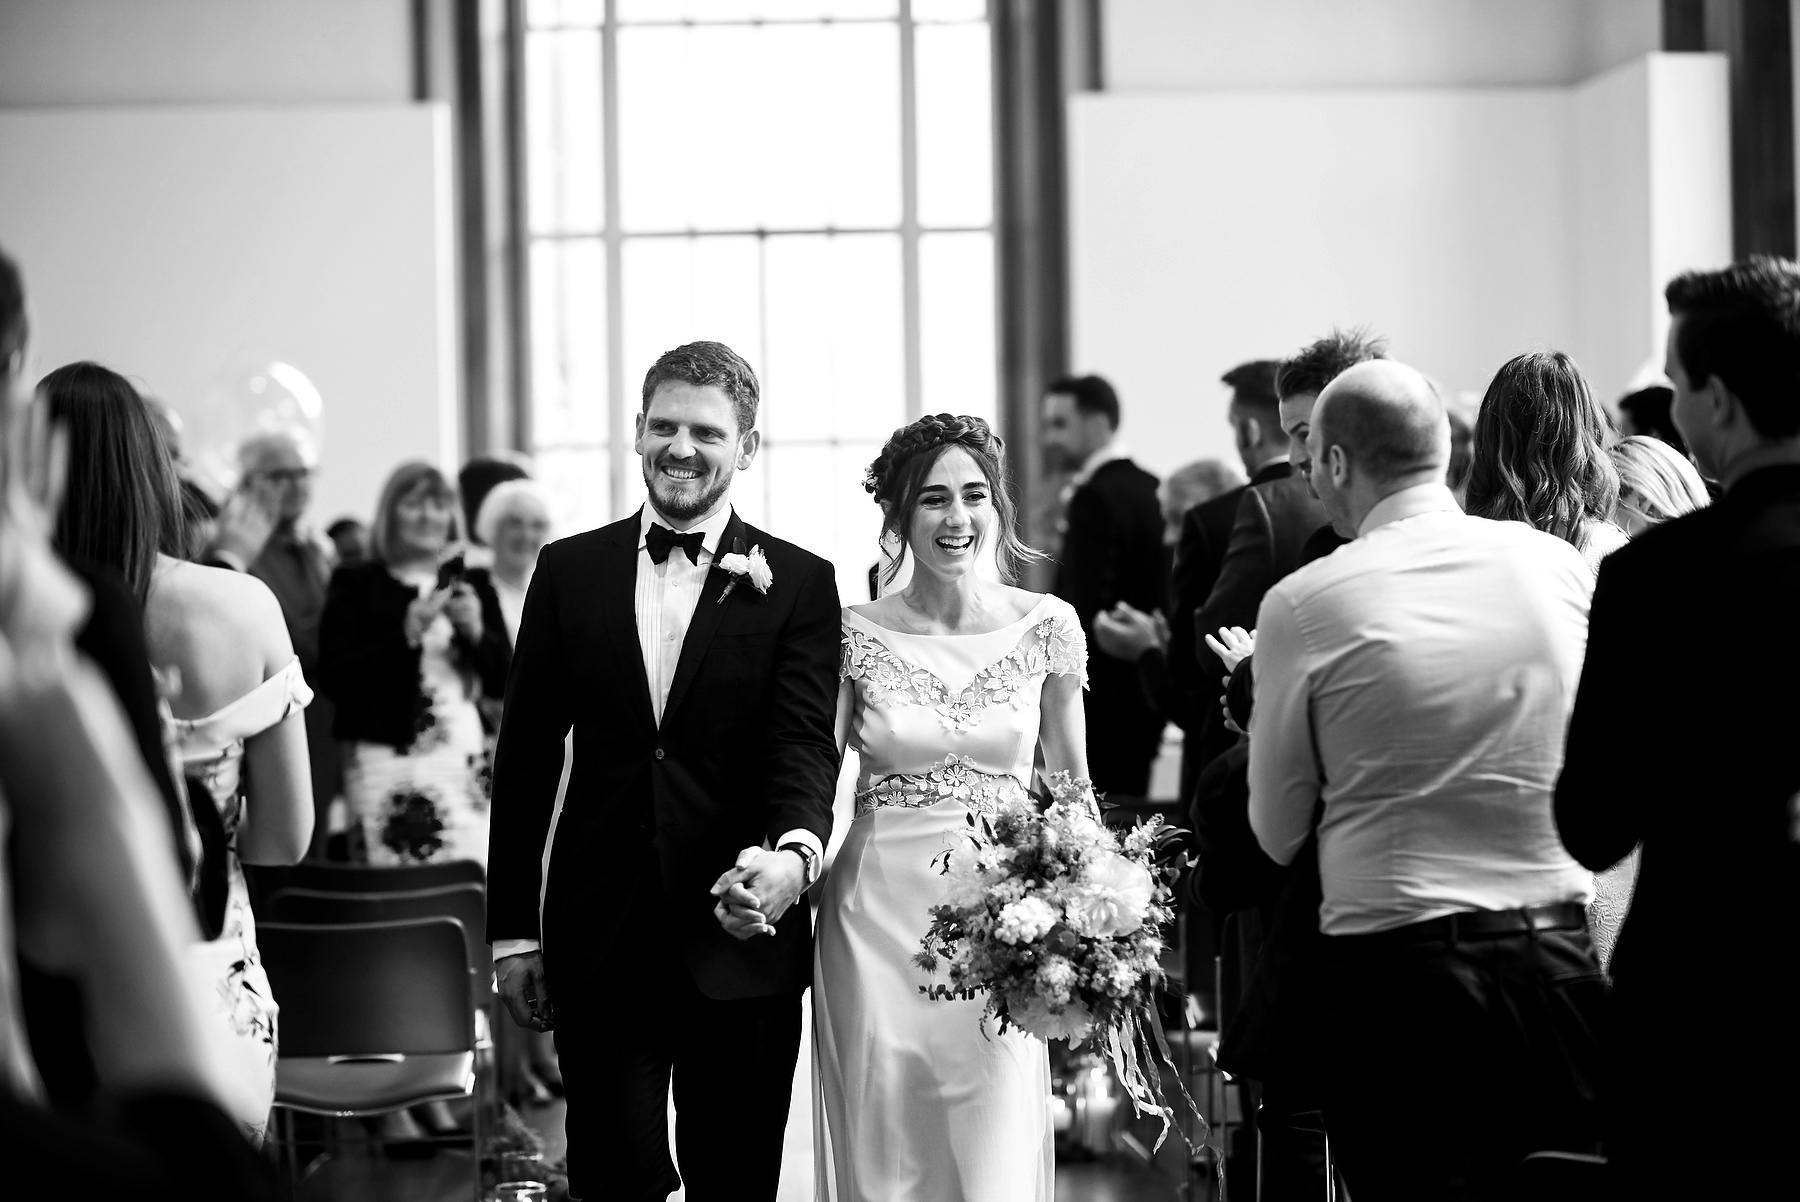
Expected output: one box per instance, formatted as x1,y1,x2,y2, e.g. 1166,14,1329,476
772,828,823,862
492,939,540,960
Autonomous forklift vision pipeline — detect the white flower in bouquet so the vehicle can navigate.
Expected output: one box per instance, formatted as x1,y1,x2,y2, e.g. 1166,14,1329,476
1066,851,1157,938
1011,995,1093,1042
995,895,1058,946
1036,956,1078,1004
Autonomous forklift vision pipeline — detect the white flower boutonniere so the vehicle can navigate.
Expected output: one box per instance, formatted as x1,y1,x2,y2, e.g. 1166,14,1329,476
717,541,773,604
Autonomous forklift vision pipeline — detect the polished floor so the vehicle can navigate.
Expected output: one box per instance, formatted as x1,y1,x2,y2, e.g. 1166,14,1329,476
292,1097,1200,1201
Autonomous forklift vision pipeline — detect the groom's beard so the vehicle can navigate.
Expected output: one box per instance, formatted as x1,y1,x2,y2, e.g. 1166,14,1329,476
645,458,734,523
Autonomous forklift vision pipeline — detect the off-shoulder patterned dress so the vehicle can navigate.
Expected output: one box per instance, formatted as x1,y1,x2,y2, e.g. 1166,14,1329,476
813,594,1087,1202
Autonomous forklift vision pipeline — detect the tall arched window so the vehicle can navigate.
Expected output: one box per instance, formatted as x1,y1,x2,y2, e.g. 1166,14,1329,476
524,0,995,599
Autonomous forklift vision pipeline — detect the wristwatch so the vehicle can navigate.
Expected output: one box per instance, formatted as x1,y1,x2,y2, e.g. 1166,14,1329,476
778,841,820,889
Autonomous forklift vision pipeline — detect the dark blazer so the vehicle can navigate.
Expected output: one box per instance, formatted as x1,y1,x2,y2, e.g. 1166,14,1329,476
1190,467,1326,772
316,560,511,749
1054,457,1167,796
486,509,841,1001
1164,478,1253,727
1555,465,1800,1153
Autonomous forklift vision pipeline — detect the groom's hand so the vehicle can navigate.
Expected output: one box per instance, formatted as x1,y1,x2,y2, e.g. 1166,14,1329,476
496,951,554,1031
709,847,806,940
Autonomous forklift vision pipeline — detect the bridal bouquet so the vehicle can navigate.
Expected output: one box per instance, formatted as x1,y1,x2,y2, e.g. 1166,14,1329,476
915,772,1198,1146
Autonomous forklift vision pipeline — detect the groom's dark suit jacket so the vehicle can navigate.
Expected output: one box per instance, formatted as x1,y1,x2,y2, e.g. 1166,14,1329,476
486,508,841,1000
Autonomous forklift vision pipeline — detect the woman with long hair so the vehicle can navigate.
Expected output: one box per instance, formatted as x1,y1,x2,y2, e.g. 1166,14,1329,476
812,413,1085,1200
39,361,314,1141
1465,350,1628,572
318,461,508,868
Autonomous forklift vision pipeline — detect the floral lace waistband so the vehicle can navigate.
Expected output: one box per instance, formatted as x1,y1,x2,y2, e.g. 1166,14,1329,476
854,755,1029,819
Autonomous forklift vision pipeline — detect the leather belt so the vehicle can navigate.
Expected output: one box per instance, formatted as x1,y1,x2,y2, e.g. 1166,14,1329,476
1350,901,1588,945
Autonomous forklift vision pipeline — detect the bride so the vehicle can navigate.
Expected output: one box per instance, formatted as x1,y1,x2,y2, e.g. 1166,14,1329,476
815,414,1089,1200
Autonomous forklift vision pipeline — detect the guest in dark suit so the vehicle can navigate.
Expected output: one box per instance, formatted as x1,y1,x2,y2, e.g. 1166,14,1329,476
1190,329,1386,773
1161,362,1285,797
1092,457,1243,733
1043,374,1165,797
1556,257,1800,1199
486,342,840,1202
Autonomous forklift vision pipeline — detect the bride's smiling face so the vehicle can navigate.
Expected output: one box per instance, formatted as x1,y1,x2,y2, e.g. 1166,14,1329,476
907,446,993,578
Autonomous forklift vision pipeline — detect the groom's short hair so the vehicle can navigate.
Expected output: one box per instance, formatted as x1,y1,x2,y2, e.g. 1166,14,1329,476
641,341,761,436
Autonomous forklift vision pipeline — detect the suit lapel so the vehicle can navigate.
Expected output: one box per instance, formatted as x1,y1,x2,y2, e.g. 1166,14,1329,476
601,513,656,729
660,509,747,729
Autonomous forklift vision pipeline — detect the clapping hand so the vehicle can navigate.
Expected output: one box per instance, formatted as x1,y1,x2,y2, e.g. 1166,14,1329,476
710,846,807,941
403,587,452,645
1203,625,1255,674
1093,602,1167,662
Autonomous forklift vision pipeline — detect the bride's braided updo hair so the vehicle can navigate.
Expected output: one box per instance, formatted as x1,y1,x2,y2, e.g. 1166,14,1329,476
864,414,1043,588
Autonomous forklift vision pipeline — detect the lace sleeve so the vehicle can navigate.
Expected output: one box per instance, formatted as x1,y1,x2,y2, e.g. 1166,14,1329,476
1037,602,1089,689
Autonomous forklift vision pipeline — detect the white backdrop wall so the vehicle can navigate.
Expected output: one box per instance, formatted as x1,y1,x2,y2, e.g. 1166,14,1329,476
0,106,461,527
1069,53,1731,481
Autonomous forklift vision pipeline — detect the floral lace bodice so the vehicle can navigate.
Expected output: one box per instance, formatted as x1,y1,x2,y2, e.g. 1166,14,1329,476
839,596,1087,819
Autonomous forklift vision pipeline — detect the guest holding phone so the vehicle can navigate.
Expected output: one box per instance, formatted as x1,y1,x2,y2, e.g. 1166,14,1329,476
318,461,509,868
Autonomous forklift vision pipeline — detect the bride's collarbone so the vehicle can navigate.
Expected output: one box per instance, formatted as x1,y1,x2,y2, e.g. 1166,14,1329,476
859,586,1042,637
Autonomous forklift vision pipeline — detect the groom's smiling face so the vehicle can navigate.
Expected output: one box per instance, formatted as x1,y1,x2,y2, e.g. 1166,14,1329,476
636,380,760,525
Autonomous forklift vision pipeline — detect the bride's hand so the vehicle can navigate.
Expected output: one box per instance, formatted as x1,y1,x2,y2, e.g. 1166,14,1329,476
710,847,806,939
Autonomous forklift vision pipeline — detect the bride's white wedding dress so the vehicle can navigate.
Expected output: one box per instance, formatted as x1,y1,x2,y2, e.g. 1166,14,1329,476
813,595,1086,1201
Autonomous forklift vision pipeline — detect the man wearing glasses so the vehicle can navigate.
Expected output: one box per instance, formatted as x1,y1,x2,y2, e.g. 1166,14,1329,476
218,431,341,859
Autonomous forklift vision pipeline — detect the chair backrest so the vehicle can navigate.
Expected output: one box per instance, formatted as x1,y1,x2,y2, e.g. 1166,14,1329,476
265,885,492,985
259,919,474,1058
277,860,487,894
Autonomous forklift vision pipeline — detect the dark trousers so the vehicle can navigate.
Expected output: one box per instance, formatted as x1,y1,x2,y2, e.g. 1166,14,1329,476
1321,916,1605,1202
547,878,803,1202
1257,1077,1331,1201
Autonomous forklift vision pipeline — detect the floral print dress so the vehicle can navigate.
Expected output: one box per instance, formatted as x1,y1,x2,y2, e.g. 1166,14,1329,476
813,594,1086,1202
342,569,492,866
171,656,313,1141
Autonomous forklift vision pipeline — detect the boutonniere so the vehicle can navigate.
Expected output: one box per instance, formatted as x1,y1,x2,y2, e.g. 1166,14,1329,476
717,537,773,604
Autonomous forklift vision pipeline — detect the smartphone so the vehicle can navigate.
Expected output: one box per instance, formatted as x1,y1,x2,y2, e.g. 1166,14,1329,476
435,552,467,591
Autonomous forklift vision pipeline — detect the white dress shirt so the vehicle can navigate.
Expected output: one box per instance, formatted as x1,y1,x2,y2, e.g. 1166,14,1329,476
1247,483,1595,936
494,502,822,960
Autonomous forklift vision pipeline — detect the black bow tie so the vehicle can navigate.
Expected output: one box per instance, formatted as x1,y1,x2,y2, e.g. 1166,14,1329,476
647,522,705,566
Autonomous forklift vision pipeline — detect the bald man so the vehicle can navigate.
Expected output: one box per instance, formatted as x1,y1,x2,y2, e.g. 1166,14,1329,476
1247,361,1604,1200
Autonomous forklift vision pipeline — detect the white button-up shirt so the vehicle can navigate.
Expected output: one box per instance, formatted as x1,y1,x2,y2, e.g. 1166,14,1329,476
1247,483,1595,936
491,501,821,961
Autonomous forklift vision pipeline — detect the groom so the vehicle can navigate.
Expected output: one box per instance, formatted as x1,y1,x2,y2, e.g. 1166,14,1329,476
486,341,842,1202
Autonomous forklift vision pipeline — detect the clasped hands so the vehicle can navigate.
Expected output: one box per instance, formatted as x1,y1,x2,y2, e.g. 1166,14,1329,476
1093,601,1168,662
709,846,809,941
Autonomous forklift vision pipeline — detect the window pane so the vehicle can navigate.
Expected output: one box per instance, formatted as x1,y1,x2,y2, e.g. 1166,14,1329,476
762,234,904,444
535,446,614,538
919,231,995,421
617,0,897,21
529,239,608,445
526,30,603,234
526,0,603,27
759,441,887,605
617,24,899,231
619,235,763,444
912,0,987,20
915,22,992,227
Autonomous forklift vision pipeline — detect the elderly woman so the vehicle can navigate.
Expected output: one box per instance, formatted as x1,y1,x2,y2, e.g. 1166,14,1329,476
468,478,551,651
